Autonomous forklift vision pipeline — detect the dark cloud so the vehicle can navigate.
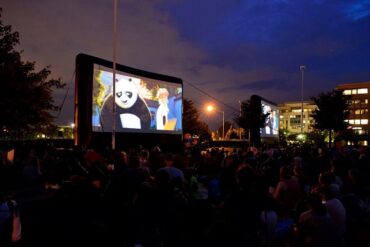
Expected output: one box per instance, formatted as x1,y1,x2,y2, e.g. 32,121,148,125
1,0,370,128
221,79,290,91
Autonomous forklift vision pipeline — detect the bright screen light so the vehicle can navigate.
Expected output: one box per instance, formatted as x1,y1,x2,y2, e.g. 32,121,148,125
92,65,182,134
261,101,279,137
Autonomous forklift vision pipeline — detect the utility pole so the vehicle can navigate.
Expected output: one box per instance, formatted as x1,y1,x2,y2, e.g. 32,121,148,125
112,0,118,151
300,65,306,134
239,100,242,140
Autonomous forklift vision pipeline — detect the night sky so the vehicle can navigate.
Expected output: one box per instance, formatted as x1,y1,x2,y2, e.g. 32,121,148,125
2,0,370,129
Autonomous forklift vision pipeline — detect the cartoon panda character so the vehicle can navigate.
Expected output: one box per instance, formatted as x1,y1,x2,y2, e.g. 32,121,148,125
101,77,151,131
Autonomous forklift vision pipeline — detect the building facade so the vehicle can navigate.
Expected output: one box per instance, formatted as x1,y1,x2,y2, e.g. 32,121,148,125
336,82,370,145
278,101,317,134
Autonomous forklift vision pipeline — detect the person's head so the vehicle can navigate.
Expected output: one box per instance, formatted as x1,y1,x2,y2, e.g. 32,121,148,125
279,166,290,180
164,153,174,167
139,149,150,165
120,151,128,165
155,169,170,189
292,156,302,167
128,155,140,169
236,164,255,191
307,192,326,215
152,146,161,153
348,168,360,184
139,149,149,159
318,172,333,186
318,185,335,200
293,163,303,176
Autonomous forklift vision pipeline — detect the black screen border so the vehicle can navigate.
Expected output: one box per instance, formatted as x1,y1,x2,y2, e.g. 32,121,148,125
75,53,183,149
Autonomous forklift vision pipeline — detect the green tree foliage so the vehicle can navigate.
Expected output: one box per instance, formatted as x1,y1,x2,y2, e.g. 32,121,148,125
183,98,211,140
310,89,350,147
198,121,212,141
234,95,268,146
0,9,65,138
306,129,327,146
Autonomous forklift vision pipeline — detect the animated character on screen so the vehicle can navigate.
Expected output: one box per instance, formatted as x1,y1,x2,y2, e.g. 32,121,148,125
101,77,151,130
156,88,170,130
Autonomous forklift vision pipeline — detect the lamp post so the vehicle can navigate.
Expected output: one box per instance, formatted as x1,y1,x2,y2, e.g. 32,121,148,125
70,123,75,139
206,105,225,140
300,65,306,134
239,100,242,140
112,0,118,151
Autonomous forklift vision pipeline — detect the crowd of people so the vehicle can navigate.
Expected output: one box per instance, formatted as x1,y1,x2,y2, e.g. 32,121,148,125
0,141,370,247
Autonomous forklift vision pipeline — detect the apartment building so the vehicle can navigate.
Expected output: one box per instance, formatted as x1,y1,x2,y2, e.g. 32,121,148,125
336,82,370,145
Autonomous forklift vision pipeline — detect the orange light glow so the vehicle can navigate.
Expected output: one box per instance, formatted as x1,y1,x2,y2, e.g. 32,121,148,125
206,105,214,112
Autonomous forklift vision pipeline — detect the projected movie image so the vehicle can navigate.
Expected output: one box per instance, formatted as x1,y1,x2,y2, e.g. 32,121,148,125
92,65,182,134
261,101,279,137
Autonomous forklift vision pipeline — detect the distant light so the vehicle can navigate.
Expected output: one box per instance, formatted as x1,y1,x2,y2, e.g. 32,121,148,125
297,133,305,141
70,123,75,128
206,105,214,112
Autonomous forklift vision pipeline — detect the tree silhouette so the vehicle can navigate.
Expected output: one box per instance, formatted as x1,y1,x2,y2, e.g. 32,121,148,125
183,98,210,140
234,95,269,146
234,100,253,139
0,8,65,138
310,89,350,147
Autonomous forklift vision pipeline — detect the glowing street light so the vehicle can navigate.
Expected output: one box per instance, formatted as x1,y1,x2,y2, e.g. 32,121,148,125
206,104,225,140
70,123,75,139
206,105,214,112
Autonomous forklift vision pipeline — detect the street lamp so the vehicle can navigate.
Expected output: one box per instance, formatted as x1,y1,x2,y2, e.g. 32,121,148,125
70,123,75,139
300,65,306,134
206,105,225,140
112,0,118,151
238,100,242,140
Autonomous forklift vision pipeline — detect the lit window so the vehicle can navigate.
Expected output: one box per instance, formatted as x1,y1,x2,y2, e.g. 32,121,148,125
356,109,369,115
343,90,351,95
355,119,361,125
349,119,355,124
352,89,357,94
361,119,369,125
358,88,368,94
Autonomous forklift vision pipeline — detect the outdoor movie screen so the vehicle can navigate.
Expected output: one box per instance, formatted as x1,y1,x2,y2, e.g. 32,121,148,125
261,100,279,137
92,64,183,134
